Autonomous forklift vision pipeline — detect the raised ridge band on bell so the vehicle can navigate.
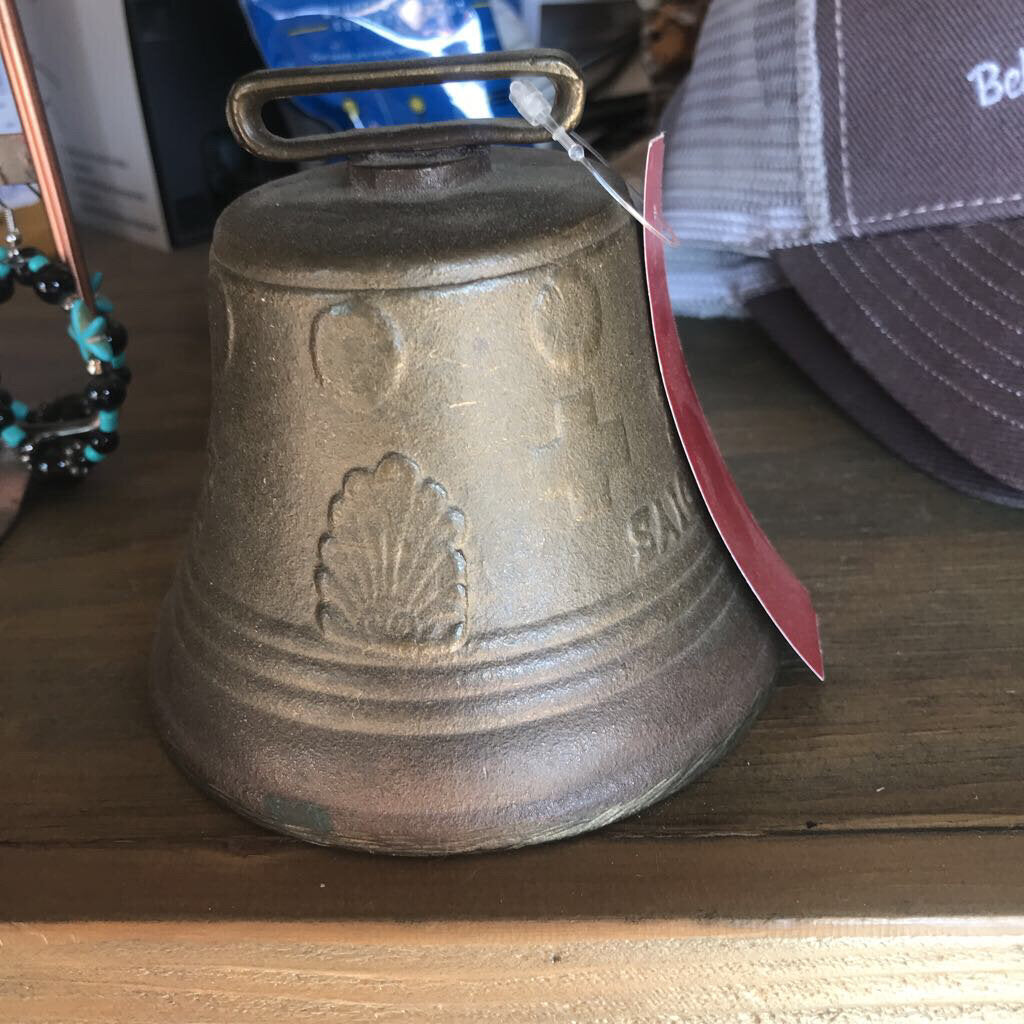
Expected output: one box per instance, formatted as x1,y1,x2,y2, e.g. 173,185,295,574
173,509,720,671
156,541,741,737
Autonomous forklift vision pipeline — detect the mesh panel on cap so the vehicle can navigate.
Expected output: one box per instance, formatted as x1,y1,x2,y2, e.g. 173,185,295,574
662,0,829,255
666,246,784,318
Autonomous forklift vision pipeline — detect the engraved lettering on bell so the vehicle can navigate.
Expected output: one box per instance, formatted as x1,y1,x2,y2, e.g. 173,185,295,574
531,266,602,371
311,298,404,404
315,453,468,647
534,386,630,518
628,469,697,568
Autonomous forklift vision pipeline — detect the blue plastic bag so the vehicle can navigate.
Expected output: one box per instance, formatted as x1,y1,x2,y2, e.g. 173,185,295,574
240,0,527,132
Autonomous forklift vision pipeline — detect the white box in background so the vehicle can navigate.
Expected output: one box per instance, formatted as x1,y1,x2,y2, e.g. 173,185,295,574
16,0,170,249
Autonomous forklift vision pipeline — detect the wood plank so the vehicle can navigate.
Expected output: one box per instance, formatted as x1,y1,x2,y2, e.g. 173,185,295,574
2,831,1023,921
2,919,1023,1023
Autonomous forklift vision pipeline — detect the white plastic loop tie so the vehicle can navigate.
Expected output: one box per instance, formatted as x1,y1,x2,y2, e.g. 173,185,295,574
509,79,678,247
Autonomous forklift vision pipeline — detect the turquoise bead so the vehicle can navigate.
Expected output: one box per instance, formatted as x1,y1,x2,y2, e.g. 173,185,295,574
1,424,26,448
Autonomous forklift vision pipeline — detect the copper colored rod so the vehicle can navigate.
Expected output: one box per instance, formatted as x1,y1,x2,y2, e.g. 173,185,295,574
0,0,94,311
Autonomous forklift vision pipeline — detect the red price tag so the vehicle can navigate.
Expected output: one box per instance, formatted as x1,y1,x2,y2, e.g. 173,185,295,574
643,134,824,680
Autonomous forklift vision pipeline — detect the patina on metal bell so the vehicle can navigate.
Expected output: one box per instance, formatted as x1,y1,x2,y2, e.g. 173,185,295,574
151,51,778,854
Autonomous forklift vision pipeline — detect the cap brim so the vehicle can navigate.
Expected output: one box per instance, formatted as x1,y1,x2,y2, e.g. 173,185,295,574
773,219,1024,491
746,287,1024,508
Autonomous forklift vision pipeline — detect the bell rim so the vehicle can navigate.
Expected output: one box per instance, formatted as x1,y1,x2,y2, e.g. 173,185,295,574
150,612,778,855
150,568,779,855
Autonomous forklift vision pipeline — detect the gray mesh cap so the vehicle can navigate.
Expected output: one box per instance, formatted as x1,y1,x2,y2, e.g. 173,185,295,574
663,0,1024,495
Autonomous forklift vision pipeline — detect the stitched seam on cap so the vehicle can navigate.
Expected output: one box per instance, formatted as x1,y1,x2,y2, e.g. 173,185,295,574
961,225,1024,311
911,232,1024,358
814,245,1024,433
722,194,1024,251
842,193,1024,227
863,237,1024,388
834,0,858,232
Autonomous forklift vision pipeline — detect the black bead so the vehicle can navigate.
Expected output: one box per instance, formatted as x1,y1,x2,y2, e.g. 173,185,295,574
84,375,127,411
0,388,11,407
111,365,132,386
28,439,63,476
62,439,86,463
33,403,61,424
70,395,97,418
0,405,13,429
105,318,128,355
11,247,41,285
88,429,119,455
66,442,89,476
35,393,95,424
31,262,75,304
29,437,88,480
0,273,13,304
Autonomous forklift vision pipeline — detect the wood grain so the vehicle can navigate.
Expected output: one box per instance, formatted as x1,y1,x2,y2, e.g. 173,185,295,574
1,831,1023,921
2,920,1023,1023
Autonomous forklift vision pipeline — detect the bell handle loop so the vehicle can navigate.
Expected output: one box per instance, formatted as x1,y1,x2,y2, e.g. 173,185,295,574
227,49,585,163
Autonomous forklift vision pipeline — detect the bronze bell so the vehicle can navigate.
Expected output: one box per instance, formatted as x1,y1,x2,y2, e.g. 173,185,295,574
151,51,778,855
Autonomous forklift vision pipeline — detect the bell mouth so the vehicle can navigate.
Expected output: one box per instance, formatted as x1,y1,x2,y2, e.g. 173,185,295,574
152,537,779,855
348,145,491,193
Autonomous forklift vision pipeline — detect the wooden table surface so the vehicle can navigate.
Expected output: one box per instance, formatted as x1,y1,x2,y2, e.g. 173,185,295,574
1,234,1023,1021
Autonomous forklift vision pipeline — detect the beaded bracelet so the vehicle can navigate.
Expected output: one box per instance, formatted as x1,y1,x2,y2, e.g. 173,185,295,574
0,235,130,480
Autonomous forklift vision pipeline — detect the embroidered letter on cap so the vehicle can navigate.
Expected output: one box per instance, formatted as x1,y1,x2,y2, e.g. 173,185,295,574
967,49,1024,107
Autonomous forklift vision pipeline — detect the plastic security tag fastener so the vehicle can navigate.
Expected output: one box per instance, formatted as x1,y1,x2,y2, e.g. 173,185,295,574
509,79,584,160
509,78,678,246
